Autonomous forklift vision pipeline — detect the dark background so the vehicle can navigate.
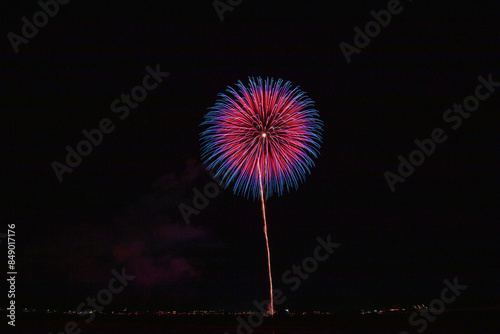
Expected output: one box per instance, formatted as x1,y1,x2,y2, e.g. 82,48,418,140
2,0,499,313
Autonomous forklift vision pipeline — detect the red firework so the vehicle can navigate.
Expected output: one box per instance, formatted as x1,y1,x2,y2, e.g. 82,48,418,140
201,77,323,315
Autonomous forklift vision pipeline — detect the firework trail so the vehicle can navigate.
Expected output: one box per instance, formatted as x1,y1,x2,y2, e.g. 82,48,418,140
201,77,322,315
257,158,273,314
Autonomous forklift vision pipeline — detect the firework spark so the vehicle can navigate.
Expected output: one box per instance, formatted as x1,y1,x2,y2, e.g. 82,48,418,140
200,77,323,315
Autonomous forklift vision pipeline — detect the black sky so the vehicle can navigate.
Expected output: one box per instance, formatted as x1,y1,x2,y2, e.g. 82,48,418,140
2,0,500,312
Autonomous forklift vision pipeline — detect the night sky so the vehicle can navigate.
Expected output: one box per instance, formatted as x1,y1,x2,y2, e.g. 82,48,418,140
3,0,500,313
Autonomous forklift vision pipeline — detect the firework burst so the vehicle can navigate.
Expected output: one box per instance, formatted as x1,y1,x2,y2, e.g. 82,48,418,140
200,77,323,315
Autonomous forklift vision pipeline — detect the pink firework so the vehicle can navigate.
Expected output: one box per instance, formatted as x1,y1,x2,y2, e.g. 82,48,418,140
201,77,323,315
